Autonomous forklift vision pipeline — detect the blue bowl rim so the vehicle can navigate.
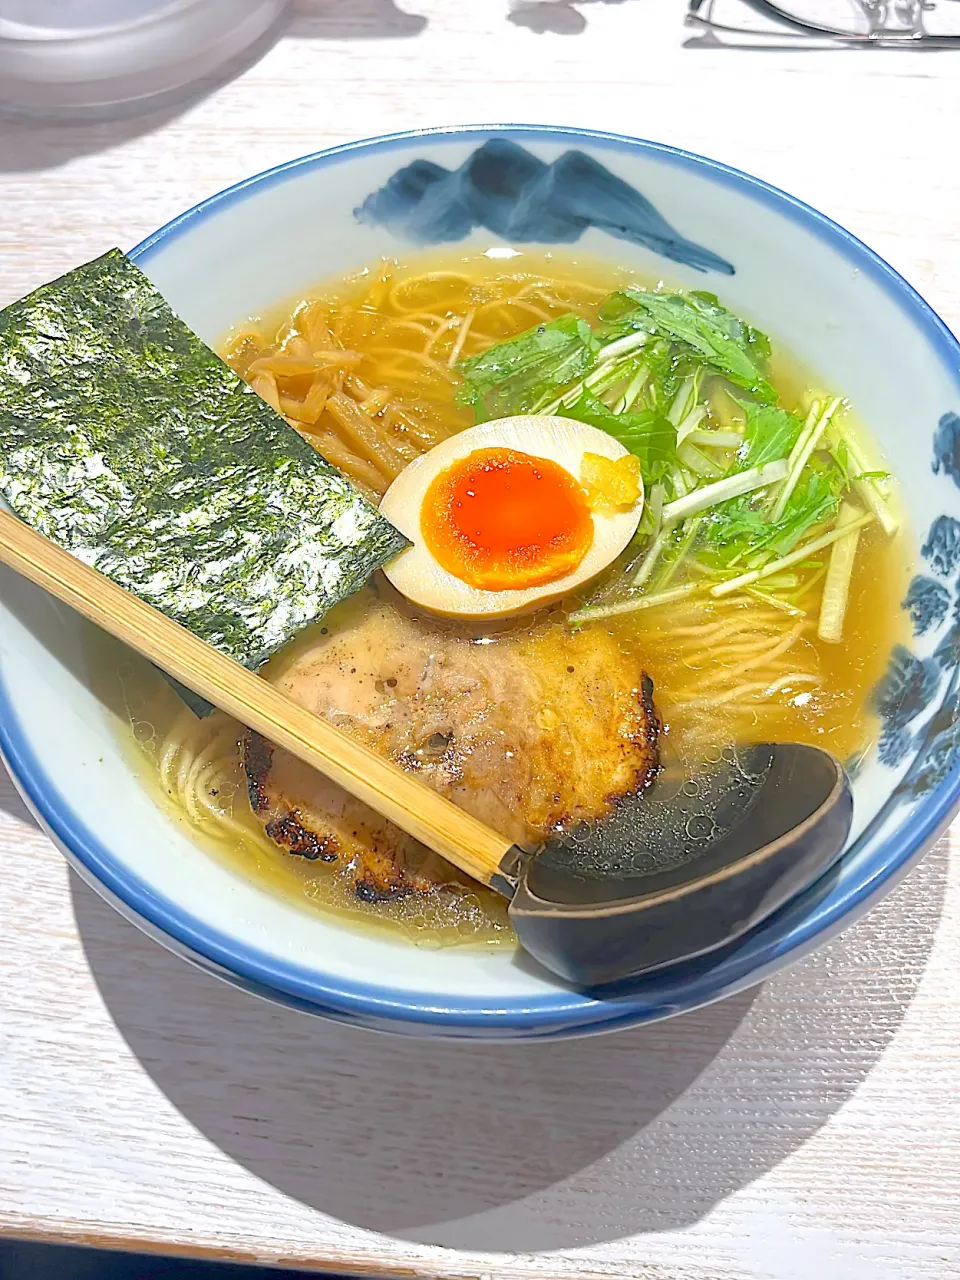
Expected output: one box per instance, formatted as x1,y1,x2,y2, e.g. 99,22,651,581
2,122,960,1038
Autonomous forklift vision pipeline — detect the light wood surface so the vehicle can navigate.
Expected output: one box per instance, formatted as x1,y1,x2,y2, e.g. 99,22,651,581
2,3,960,1276
0,510,515,888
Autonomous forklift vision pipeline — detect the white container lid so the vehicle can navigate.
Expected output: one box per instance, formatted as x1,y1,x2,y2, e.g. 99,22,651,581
0,0,290,116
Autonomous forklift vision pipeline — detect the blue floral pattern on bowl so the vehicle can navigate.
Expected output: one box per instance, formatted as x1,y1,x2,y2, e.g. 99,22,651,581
873,413,960,801
356,138,734,274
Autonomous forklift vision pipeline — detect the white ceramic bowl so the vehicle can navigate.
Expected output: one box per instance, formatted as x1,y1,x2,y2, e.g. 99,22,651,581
4,126,960,1039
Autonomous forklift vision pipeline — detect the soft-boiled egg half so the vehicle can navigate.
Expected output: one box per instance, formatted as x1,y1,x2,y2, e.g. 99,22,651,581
379,415,644,618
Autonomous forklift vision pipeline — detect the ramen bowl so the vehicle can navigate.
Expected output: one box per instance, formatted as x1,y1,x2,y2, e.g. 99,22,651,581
2,125,959,1039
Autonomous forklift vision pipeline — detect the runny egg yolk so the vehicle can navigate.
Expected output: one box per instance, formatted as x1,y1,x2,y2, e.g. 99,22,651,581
420,446,594,591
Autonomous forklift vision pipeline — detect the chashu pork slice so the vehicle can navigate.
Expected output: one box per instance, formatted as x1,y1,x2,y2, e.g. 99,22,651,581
243,595,659,901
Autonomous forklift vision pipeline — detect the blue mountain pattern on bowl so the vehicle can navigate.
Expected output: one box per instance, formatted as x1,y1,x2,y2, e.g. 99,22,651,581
355,139,735,275
873,413,960,803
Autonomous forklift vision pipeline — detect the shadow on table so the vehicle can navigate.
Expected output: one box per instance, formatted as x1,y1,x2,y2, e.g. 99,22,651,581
0,758,38,829
71,836,949,1253
0,0,427,175
506,0,631,36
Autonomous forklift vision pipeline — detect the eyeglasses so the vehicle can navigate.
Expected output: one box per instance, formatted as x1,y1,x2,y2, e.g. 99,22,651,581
687,0,960,46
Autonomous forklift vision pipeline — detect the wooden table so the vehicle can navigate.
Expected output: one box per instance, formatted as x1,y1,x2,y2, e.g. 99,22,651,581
2,4,960,1277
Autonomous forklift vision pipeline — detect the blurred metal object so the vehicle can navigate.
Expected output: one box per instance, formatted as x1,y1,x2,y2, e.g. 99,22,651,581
687,0,960,45
0,0,290,118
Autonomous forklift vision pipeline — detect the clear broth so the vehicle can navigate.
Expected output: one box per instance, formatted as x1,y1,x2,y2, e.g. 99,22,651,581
114,249,909,947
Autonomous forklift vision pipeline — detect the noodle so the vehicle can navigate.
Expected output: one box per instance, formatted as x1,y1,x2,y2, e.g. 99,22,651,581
221,259,632,497
617,595,826,754
446,308,475,367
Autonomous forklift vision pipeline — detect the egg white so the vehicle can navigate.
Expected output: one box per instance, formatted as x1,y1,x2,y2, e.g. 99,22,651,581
379,414,644,618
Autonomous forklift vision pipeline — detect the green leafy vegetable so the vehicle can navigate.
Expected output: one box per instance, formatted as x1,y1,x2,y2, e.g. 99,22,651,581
737,403,804,470
711,511,875,598
558,390,676,483
0,250,408,711
653,516,704,589
770,396,842,523
456,314,597,422
664,459,788,527
598,289,777,402
631,338,681,412
568,581,699,625
764,462,844,556
687,291,772,365
702,456,843,569
704,496,772,552
454,283,884,622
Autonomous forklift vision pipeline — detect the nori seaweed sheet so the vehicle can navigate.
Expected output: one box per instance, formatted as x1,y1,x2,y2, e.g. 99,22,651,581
0,250,408,713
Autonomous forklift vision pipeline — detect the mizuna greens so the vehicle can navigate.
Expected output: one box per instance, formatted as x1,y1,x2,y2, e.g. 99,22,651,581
456,287,897,642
